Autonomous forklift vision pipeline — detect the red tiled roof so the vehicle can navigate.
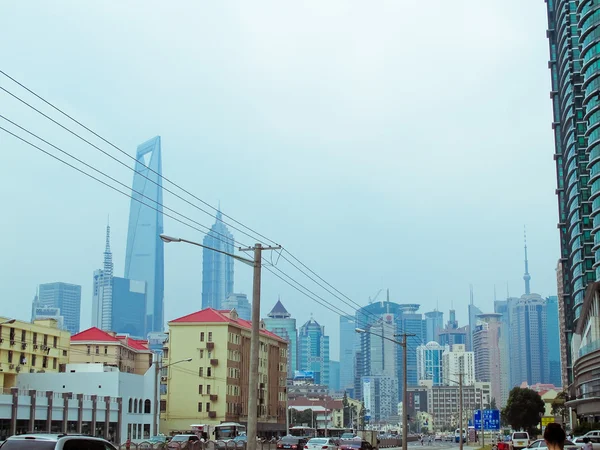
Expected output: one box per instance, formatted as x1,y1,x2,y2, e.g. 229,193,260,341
71,327,120,342
116,335,150,351
170,308,286,342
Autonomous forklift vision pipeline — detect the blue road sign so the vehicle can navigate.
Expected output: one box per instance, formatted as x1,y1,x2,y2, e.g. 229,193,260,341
474,409,500,431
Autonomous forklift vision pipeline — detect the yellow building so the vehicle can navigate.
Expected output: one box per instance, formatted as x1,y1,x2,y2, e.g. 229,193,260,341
69,327,153,375
0,317,71,389
161,308,288,436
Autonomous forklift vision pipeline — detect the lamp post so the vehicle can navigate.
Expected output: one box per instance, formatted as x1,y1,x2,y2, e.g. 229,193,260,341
355,328,414,450
161,234,280,450
155,357,192,435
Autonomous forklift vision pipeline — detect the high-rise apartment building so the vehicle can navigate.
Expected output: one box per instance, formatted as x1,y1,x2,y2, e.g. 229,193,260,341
472,313,502,405
442,344,475,387
339,315,355,393
424,311,444,343
124,136,164,334
467,286,482,352
38,282,81,335
263,299,297,378
201,210,235,310
221,293,251,321
494,299,514,407
416,341,446,386
546,296,562,387
298,318,330,386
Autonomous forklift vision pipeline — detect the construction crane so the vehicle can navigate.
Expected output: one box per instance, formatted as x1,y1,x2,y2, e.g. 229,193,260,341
368,289,383,304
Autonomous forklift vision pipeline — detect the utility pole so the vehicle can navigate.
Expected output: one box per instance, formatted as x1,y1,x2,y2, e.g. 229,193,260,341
480,389,484,448
395,332,416,450
239,243,282,450
458,372,464,450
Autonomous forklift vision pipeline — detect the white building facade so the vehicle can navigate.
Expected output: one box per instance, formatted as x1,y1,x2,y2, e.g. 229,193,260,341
442,344,475,386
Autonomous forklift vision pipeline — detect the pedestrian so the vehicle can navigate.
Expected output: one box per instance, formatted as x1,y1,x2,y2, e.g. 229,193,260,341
583,438,593,450
543,423,567,450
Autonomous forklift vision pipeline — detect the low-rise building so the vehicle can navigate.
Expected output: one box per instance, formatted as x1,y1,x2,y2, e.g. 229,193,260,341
69,327,152,375
161,308,287,435
15,363,156,442
288,396,343,429
0,317,70,390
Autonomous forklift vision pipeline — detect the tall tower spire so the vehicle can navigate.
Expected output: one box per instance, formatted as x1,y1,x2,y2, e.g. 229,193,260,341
523,226,531,295
104,222,113,275
469,284,474,305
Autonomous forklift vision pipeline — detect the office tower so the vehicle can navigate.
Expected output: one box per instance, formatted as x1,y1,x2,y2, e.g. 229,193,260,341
362,375,398,422
546,296,562,386
442,344,475,387
38,282,81,335
124,136,164,333
339,314,356,392
201,210,235,310
329,361,341,391
472,313,502,404
221,293,251,321
545,0,598,392
510,295,549,386
397,305,424,388
467,285,482,351
424,310,444,343
438,308,468,348
416,341,446,385
298,317,330,386
494,299,512,407
263,299,297,378
31,291,65,330
92,223,114,330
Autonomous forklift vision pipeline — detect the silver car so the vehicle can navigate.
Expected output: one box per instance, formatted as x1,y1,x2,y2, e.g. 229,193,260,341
305,438,338,450
527,439,579,450
0,434,117,450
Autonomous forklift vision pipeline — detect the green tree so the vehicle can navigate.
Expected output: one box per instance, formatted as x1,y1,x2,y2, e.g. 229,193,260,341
291,409,314,427
359,401,366,430
490,397,497,410
502,388,545,435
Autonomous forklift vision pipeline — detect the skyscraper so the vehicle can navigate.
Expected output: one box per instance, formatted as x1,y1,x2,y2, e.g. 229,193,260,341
438,309,468,348
424,311,444,343
494,299,513,407
38,282,81,335
442,344,475,387
467,285,482,351
92,223,114,330
201,210,235,310
339,314,356,393
416,341,446,385
298,317,330,386
545,0,595,387
546,296,562,387
124,136,164,334
472,313,502,405
221,293,251,321
263,299,297,378
397,305,423,388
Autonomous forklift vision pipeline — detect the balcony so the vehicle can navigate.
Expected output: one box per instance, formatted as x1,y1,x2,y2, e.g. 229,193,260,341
208,411,216,418
206,342,214,350
579,338,600,358
210,359,218,366
210,394,218,401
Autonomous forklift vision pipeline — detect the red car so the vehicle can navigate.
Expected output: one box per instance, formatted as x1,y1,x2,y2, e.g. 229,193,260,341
338,439,373,450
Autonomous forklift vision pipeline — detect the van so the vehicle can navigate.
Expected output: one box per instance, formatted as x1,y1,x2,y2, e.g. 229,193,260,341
511,432,529,450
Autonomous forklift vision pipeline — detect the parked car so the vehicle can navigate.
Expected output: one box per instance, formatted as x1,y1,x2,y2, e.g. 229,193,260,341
168,435,200,449
277,437,309,450
510,432,530,450
305,438,338,450
527,439,578,450
338,439,373,450
573,436,600,450
0,434,117,450
340,434,356,440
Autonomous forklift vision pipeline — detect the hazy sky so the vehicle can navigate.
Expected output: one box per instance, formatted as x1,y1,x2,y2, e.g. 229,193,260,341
1,1,555,359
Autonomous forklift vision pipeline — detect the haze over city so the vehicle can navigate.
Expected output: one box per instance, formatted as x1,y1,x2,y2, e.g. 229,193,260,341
1,1,556,360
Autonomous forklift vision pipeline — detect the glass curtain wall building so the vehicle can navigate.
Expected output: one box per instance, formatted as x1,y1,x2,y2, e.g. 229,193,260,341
263,299,298,378
297,318,330,386
124,136,165,334
339,314,356,393
38,282,81,335
201,210,235,310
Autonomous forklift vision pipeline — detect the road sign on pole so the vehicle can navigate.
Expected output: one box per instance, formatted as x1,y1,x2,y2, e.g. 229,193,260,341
474,409,501,431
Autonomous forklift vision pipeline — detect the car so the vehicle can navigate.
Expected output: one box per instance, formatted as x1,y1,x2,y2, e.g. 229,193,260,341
277,437,309,450
511,432,530,450
443,434,454,442
340,434,356,440
168,434,200,449
0,434,117,450
573,436,600,450
527,439,578,450
434,435,442,442
305,438,338,450
337,439,372,450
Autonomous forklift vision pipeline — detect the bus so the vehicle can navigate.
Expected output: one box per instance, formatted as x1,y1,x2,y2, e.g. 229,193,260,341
190,424,210,441
289,426,317,438
214,423,247,441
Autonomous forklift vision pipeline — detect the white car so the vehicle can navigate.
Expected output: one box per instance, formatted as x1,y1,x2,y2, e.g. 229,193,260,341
511,432,530,450
527,439,578,450
0,434,117,450
305,438,338,450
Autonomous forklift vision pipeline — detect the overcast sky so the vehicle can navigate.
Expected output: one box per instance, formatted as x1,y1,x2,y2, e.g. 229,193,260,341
0,1,555,359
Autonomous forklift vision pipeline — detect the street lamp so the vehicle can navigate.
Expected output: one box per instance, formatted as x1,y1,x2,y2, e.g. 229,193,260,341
355,328,414,450
161,233,280,450
155,357,192,435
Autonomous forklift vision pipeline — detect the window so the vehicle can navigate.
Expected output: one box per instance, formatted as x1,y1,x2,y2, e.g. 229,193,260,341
144,399,151,414
21,330,26,342
208,332,212,342
62,350,67,357
207,385,211,395
95,345,99,354
199,385,203,395
53,358,57,370
31,354,36,367
87,345,90,355
206,402,210,412
43,334,47,346
8,351,12,363
207,367,212,377
199,350,204,358
33,332,37,344
53,336,57,348
134,400,138,413
20,353,26,365
160,400,166,412
199,367,204,377
104,346,108,354
200,332,205,342
198,402,203,412
42,356,48,368
129,398,133,413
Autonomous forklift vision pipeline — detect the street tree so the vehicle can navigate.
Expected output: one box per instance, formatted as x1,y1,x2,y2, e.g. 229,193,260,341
502,387,545,434
551,391,567,424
